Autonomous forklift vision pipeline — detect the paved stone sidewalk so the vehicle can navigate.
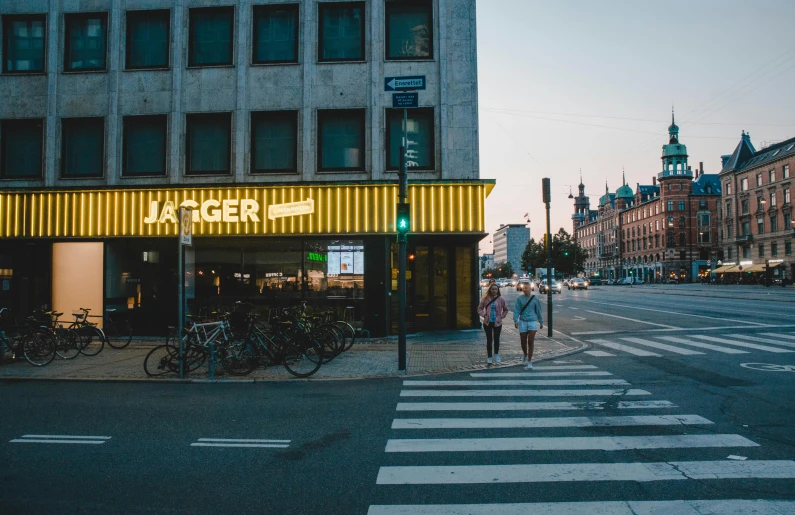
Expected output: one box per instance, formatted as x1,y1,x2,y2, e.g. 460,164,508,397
0,328,584,382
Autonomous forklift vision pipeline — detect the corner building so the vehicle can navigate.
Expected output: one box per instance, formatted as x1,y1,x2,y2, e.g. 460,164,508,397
0,0,489,336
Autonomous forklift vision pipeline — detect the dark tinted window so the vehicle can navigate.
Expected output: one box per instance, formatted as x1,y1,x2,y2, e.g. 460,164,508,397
189,7,234,67
253,5,298,64
318,3,364,62
386,1,432,59
126,10,170,69
1,119,43,178
65,13,108,71
318,109,365,171
3,15,47,73
62,117,104,177
251,111,297,173
186,113,231,175
123,115,167,176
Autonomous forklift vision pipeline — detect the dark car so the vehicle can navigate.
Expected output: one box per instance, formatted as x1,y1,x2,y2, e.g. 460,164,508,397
568,278,588,290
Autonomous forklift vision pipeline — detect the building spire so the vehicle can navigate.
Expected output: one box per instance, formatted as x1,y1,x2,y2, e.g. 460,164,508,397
622,168,626,186
672,105,675,126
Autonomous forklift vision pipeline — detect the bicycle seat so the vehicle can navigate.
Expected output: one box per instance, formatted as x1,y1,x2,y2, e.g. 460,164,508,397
105,308,116,312
51,312,63,317
80,307,91,312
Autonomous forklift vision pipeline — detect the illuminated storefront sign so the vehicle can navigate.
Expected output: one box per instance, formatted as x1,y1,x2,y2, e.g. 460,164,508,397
0,182,492,238
307,252,328,262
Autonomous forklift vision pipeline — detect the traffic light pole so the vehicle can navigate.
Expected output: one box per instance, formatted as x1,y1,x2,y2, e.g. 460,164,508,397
398,108,408,371
543,178,553,338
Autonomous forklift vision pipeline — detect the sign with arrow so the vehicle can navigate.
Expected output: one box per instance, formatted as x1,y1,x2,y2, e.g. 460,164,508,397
385,75,426,91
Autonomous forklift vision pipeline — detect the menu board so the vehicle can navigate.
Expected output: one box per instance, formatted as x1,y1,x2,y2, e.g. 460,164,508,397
327,244,364,275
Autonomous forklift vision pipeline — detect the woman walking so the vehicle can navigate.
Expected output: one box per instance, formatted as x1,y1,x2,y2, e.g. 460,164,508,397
514,283,543,369
477,283,509,364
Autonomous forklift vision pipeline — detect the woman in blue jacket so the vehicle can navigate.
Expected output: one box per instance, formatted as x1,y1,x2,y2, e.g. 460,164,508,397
513,285,543,369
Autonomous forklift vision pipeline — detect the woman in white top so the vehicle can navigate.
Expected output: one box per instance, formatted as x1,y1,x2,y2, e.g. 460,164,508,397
513,284,544,369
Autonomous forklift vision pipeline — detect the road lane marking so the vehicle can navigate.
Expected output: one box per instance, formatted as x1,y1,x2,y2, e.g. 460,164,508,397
367,500,795,515
391,414,712,429
400,389,650,397
582,300,767,326
10,435,111,445
588,339,662,356
469,371,610,377
571,331,617,335
619,337,704,355
585,350,616,356
403,379,629,386
584,310,676,328
191,438,290,448
395,400,675,411
690,335,794,353
655,336,749,354
471,365,599,373
376,460,795,484
761,333,795,340
384,434,757,453
729,334,795,348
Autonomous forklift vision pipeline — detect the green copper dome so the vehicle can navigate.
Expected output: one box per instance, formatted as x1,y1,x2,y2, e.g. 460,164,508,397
616,184,634,199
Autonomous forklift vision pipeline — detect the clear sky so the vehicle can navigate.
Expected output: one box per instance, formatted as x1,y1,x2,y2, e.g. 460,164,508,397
476,0,795,254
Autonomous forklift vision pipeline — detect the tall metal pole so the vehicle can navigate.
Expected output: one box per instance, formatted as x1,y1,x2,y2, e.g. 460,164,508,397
398,108,408,371
542,178,553,337
177,236,184,378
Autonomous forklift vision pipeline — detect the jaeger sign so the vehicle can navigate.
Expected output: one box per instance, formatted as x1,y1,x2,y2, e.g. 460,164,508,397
144,199,261,224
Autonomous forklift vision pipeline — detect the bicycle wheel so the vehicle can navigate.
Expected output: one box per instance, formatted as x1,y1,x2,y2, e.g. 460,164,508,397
78,326,105,356
105,319,133,349
282,335,323,378
334,321,356,352
23,333,56,367
54,328,81,360
314,325,342,363
220,338,257,376
144,345,180,377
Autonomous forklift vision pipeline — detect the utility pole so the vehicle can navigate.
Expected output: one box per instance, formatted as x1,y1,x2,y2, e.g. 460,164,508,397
542,178,553,337
397,109,409,371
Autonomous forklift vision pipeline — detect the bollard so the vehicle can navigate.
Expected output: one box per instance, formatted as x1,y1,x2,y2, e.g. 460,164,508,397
209,341,215,380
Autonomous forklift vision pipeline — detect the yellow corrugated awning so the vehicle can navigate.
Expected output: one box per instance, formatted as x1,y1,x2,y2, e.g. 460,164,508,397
721,266,742,273
743,264,767,273
711,265,734,273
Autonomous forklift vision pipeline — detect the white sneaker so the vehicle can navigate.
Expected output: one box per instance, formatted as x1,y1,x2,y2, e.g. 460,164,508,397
526,361,533,370
494,354,501,364
487,357,493,364
522,356,528,365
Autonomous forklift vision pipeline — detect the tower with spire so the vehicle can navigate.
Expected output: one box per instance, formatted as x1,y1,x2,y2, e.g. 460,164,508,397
571,170,590,233
659,108,692,181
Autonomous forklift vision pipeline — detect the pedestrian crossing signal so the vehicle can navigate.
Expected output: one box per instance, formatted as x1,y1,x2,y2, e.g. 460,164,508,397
396,203,410,234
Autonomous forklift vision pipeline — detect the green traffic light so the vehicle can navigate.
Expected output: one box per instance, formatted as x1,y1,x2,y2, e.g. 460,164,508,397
396,203,411,234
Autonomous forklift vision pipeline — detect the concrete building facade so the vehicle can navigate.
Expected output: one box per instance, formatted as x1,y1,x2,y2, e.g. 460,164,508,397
492,223,529,276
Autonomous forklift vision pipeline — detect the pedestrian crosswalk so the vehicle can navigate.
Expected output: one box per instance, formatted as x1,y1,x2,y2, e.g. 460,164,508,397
587,331,795,358
368,361,795,513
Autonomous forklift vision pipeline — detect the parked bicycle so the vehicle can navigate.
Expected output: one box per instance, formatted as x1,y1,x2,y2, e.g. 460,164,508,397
68,308,106,357
0,308,56,367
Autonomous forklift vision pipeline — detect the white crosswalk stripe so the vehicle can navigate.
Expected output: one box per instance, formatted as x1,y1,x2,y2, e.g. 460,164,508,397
690,334,794,353
762,332,795,341
396,400,677,411
729,334,795,348
619,337,704,355
469,371,611,377
655,335,749,354
400,388,650,397
391,414,711,429
588,339,662,356
10,434,111,445
403,379,629,386
584,350,615,356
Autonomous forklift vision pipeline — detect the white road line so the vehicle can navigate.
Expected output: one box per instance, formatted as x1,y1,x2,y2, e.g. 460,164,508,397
469,371,610,378
585,350,615,356
21,434,110,439
583,300,767,326
730,334,795,348
762,333,795,340
690,335,794,353
655,336,749,354
391,414,712,429
10,439,107,445
645,324,795,333
367,500,795,515
395,400,675,411
384,434,757,453
584,310,676,328
403,379,629,387
588,339,662,357
471,365,599,374
400,389,650,397
197,438,291,443
619,337,704,355
571,331,617,335
190,443,289,448
375,460,795,485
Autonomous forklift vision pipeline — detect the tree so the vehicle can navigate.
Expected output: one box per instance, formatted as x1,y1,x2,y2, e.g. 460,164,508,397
521,238,547,273
482,261,514,279
521,229,587,276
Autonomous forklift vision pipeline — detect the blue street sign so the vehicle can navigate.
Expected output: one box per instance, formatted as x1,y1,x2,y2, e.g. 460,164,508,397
392,92,418,108
385,75,426,91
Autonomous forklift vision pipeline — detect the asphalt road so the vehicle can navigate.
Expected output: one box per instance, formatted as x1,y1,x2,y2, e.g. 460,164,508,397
2,286,795,514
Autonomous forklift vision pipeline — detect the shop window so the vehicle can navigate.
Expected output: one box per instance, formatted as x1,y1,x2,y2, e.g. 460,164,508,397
2,14,46,73
318,109,365,171
253,4,298,64
189,7,234,67
123,115,167,177
251,111,297,174
318,2,364,62
61,117,104,178
386,108,434,170
386,0,432,60
126,10,170,69
186,113,231,175
1,118,43,178
65,13,108,71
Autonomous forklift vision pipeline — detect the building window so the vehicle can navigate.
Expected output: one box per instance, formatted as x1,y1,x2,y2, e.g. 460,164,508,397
186,113,231,175
785,189,790,205
727,247,733,259
125,10,170,69
678,200,685,211
679,233,686,246
189,7,234,67
786,241,792,255
123,115,167,177
757,196,764,211
784,164,790,179
726,182,732,195
318,2,364,62
699,231,710,243
769,170,775,183
770,215,778,232
679,216,686,228
785,212,791,229
725,201,732,217
757,217,764,234
253,4,299,64
386,108,433,170
771,242,778,257
385,0,432,60
251,111,297,174
61,117,104,178
726,224,733,238
758,244,764,258
698,213,710,226
741,178,748,191
742,221,750,236
2,15,46,73
741,199,749,214
1,119,43,178
770,191,776,207
742,247,750,259
756,173,763,187
318,109,365,172
667,201,673,212
65,13,108,71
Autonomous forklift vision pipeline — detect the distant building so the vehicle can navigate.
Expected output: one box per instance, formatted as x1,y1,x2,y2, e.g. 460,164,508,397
481,253,495,270
493,224,530,275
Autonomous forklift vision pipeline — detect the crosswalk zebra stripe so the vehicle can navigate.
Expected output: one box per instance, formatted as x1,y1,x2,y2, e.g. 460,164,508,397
367,499,795,515
656,336,748,354
375,460,795,484
584,350,615,356
690,335,794,353
402,379,630,387
619,337,704,355
468,371,611,377
390,414,712,429
729,334,795,348
400,389,650,397
395,400,676,411
588,339,662,356
761,333,795,341
384,434,757,453
505,364,599,370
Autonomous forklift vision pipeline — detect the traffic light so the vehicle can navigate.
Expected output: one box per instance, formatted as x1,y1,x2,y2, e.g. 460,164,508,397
396,203,410,234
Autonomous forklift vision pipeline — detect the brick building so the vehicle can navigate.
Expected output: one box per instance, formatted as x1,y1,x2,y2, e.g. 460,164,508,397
573,114,722,283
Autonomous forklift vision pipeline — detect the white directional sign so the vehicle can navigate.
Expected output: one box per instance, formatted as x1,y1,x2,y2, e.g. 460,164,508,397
385,76,426,91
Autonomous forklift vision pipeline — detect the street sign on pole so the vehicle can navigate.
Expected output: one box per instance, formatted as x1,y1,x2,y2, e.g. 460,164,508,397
385,75,426,91
180,207,193,246
392,92,419,108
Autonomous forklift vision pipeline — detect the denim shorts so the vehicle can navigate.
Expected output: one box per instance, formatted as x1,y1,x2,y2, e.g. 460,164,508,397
518,320,539,333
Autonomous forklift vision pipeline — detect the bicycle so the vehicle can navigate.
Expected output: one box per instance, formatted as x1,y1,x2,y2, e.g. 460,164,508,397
0,308,56,367
32,310,81,360
94,309,132,349
68,308,106,357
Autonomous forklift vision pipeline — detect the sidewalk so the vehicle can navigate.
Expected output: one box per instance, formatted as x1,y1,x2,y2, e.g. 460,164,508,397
0,327,585,382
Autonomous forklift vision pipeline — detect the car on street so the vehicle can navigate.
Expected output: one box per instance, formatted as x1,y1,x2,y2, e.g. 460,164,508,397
517,279,533,292
539,279,562,294
568,278,588,290
508,278,518,287
616,277,632,285
588,277,602,286
606,278,616,285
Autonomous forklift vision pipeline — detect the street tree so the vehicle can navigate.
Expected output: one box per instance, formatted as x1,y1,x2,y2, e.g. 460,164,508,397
521,229,587,276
